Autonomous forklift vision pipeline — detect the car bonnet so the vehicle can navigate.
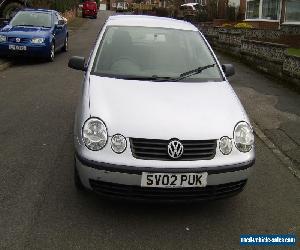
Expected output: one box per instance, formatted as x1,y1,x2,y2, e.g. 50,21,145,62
1,25,51,37
88,75,249,140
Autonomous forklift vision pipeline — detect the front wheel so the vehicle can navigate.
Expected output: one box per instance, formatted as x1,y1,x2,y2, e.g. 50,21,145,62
47,42,55,62
62,36,68,52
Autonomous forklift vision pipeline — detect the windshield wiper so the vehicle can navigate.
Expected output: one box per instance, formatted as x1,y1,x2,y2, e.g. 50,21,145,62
12,24,36,28
13,24,49,28
117,75,173,82
97,65,214,82
169,64,215,82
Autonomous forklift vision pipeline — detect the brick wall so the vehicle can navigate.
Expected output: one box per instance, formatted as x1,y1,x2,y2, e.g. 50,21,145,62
199,26,300,90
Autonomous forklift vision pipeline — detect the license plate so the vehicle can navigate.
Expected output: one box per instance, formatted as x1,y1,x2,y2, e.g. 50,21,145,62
141,172,208,188
9,45,27,51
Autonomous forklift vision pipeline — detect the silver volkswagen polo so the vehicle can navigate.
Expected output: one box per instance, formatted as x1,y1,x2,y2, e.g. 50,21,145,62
68,15,255,201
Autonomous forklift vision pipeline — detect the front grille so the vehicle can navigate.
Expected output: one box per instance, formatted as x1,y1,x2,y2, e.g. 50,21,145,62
8,37,30,43
130,138,217,161
89,179,247,201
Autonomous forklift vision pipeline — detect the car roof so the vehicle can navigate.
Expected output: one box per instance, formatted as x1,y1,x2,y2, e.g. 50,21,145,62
107,15,198,31
22,8,55,13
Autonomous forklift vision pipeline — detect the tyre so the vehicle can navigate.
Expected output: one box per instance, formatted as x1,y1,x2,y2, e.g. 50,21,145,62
62,36,68,52
74,159,85,191
2,2,23,19
94,14,97,19
47,42,55,62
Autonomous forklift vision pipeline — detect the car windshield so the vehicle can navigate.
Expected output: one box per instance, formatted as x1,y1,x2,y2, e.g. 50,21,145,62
10,11,52,28
91,26,222,82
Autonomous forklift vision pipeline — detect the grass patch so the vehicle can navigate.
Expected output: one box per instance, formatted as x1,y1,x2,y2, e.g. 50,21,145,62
287,48,300,57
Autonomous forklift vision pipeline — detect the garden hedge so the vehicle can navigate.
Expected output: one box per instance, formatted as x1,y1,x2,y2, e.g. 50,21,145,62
27,0,80,12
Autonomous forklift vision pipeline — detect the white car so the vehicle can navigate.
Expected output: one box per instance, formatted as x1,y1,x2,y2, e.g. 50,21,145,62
68,15,255,201
180,3,199,11
116,2,129,12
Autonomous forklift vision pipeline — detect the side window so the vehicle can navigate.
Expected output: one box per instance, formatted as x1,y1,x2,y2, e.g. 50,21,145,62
53,13,58,25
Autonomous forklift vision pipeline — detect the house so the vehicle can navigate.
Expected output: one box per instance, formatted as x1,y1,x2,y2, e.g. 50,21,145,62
110,0,134,11
209,0,299,29
244,0,300,29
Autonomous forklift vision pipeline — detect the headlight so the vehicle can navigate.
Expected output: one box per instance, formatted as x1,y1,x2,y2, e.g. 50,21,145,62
111,134,127,154
82,118,108,151
0,35,6,43
31,38,45,44
219,136,233,155
234,121,254,152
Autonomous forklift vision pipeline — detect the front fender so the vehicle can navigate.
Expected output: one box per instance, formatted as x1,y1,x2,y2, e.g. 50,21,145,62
48,30,55,45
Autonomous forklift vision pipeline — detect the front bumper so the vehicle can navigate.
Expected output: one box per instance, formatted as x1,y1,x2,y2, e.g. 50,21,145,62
0,43,49,58
75,153,255,201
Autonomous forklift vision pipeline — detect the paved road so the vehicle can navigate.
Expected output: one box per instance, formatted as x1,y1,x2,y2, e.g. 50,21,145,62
0,12,299,249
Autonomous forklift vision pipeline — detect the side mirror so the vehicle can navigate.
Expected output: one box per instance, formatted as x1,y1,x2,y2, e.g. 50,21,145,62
222,64,235,77
58,20,65,25
55,20,65,29
3,20,9,26
68,56,86,71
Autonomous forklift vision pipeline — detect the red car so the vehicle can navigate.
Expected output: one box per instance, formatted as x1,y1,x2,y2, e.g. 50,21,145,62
82,1,98,19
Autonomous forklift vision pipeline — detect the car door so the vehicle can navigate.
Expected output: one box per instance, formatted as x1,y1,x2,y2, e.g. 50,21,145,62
57,13,67,42
53,12,65,49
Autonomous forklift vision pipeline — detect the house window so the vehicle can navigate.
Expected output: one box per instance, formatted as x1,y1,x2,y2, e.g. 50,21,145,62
246,0,260,19
285,0,300,23
246,0,281,20
261,0,280,20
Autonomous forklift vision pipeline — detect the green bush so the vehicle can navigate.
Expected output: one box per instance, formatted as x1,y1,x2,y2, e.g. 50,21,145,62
195,6,208,22
154,7,169,17
227,5,237,21
221,23,233,28
55,0,79,12
28,0,79,12
27,0,52,9
234,22,253,29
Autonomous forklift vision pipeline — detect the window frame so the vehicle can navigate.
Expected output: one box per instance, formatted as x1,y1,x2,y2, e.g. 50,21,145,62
245,0,282,22
283,0,300,25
